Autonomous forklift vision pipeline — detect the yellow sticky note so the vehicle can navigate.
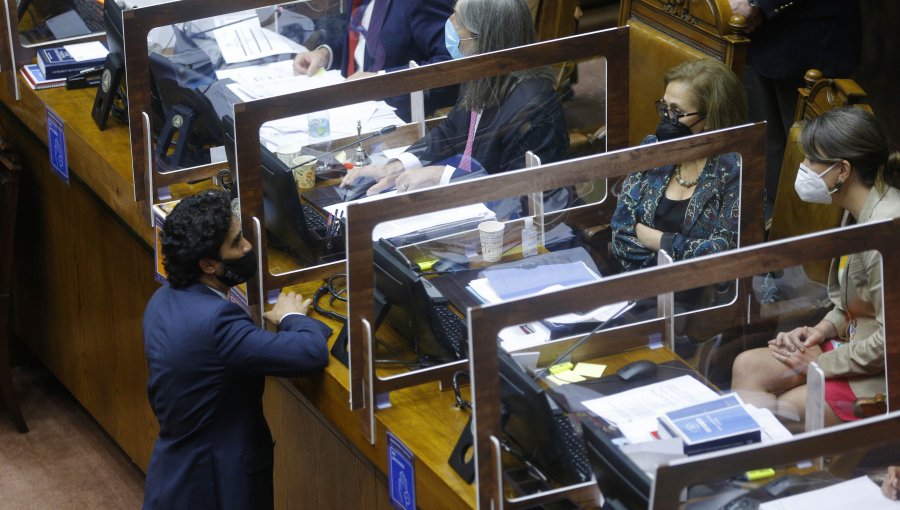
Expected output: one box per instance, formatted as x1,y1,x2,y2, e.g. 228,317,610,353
573,362,607,378
549,370,586,384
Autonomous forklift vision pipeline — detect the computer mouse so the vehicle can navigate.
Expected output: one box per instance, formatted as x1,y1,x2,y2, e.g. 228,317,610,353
616,360,658,382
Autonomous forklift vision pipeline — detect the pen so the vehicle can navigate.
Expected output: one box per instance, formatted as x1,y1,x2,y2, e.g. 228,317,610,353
77,66,103,75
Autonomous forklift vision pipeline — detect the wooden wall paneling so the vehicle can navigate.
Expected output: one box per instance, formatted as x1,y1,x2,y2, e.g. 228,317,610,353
1,101,158,470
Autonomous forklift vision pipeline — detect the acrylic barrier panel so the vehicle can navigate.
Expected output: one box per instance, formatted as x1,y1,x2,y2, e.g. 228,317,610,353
651,411,900,510
246,51,612,285
15,0,109,49
465,218,900,509
367,172,604,379
144,2,316,176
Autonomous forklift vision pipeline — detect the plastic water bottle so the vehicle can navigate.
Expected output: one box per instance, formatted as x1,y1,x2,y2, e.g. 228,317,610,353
521,216,538,257
307,110,331,145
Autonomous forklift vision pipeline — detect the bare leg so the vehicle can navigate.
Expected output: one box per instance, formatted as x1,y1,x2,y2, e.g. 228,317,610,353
778,385,844,432
732,347,805,414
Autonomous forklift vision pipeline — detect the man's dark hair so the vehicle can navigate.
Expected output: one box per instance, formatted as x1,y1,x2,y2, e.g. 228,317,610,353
161,190,233,289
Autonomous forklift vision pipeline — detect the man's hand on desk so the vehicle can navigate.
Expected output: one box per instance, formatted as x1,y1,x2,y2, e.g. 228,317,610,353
264,291,312,325
293,47,329,76
341,160,405,195
394,166,444,193
346,71,378,81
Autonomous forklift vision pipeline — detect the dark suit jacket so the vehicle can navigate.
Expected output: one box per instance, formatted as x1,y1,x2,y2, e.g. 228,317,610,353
142,283,331,510
750,0,861,80
405,76,568,177
324,0,457,121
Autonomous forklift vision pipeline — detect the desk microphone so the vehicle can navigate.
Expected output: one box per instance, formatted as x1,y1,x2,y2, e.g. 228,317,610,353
291,125,397,170
532,302,633,382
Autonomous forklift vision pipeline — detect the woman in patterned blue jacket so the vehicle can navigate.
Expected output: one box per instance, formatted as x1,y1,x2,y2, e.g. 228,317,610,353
611,59,747,272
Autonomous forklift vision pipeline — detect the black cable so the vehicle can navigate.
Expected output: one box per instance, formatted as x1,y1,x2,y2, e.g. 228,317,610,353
452,371,472,411
312,274,347,322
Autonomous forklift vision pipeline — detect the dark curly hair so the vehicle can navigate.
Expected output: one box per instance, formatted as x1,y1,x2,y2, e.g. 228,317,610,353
161,190,233,289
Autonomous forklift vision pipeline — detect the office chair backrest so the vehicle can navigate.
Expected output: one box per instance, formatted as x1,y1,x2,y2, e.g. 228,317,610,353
619,0,749,146
768,69,871,283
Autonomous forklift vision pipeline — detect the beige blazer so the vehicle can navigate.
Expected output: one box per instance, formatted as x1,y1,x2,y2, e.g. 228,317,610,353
818,186,900,397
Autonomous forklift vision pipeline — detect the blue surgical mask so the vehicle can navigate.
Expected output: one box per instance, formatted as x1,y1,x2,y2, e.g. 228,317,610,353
444,19,465,60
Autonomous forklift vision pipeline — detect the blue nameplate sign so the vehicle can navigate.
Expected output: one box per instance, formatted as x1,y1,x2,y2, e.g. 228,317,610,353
387,432,415,510
46,107,68,184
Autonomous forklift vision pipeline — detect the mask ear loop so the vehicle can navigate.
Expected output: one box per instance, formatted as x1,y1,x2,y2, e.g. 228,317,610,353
826,161,846,194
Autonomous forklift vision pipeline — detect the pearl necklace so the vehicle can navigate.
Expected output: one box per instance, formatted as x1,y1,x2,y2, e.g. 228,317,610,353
674,164,699,188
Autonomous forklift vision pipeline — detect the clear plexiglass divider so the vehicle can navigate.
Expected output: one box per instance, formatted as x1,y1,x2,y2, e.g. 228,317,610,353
345,122,766,445
465,217,900,509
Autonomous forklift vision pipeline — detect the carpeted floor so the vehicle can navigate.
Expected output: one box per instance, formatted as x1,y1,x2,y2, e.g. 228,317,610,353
0,364,144,509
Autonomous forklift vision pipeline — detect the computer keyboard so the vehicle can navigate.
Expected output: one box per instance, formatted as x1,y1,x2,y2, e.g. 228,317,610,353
70,0,105,32
20,0,105,44
301,204,328,233
430,304,467,360
553,412,592,483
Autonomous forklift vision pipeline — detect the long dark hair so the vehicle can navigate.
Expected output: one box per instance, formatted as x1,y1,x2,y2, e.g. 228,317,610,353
454,0,553,111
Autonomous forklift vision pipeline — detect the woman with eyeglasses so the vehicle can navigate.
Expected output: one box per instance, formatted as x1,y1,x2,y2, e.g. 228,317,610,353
733,107,900,429
340,0,568,200
610,59,747,272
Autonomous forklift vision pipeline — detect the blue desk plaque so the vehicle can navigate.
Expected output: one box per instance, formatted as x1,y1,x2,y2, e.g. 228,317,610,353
387,431,416,510
46,107,68,184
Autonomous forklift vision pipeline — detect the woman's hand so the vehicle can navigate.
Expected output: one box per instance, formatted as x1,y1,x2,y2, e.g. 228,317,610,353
394,166,445,193
341,160,405,196
768,341,823,375
635,223,663,252
769,323,831,354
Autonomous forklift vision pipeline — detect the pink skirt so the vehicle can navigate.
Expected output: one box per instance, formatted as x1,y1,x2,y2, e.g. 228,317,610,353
821,340,859,422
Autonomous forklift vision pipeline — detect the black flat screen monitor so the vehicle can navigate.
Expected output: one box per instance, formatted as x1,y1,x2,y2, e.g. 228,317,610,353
449,351,593,487
582,420,651,509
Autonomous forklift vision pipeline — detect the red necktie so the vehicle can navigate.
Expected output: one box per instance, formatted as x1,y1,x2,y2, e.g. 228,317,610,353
346,0,364,75
460,111,478,172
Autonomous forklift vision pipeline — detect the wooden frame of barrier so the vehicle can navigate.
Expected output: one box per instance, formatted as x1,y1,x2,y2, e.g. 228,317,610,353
231,27,631,320
121,0,303,215
466,217,900,508
345,123,766,444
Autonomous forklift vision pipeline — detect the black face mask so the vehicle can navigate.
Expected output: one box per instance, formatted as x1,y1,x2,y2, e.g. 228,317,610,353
215,251,257,287
655,117,702,142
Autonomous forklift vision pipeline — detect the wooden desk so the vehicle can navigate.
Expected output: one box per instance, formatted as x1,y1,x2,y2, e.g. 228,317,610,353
0,73,477,508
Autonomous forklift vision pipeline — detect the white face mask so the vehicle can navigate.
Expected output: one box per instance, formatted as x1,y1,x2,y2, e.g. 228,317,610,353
794,162,840,204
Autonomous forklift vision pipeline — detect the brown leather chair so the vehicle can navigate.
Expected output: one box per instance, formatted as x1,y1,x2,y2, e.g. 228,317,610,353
619,0,750,145
767,69,870,283
0,138,27,433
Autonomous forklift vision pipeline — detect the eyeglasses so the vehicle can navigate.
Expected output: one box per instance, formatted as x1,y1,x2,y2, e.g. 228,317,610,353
655,99,701,126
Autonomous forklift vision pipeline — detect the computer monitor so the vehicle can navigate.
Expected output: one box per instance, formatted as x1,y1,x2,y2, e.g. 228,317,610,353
449,350,591,488
582,420,652,509
221,116,323,266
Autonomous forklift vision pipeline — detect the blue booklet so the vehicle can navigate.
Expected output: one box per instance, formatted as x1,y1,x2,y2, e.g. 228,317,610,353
657,394,761,455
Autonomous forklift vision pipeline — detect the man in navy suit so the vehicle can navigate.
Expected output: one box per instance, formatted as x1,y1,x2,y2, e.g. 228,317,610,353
293,0,457,121
730,0,861,211
142,190,331,509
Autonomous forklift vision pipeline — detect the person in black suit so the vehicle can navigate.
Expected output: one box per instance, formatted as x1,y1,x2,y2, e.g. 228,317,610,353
339,0,568,202
142,190,330,509
293,0,457,122
730,0,862,212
